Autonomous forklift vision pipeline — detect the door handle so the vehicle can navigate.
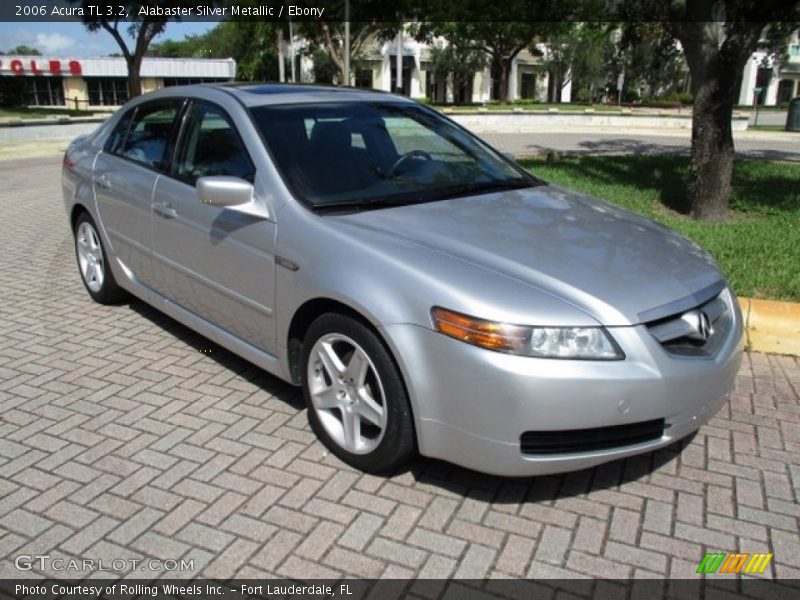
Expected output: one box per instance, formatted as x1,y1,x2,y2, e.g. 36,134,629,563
153,202,178,219
93,174,111,189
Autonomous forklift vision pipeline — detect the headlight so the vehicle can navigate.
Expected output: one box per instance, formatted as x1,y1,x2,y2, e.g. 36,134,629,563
431,307,624,360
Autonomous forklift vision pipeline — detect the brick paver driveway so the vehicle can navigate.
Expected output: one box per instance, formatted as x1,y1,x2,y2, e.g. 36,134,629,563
1,156,799,584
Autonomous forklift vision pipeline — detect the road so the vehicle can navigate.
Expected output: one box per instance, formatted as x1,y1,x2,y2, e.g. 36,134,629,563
0,154,799,588
3,121,798,162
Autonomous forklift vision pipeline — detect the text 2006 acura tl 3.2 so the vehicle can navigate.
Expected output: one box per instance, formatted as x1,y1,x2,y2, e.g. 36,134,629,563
62,84,743,476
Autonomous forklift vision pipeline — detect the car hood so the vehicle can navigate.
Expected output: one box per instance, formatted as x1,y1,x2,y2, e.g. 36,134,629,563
333,184,723,326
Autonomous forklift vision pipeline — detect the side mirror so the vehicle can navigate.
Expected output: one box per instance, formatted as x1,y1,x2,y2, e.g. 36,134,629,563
196,176,253,207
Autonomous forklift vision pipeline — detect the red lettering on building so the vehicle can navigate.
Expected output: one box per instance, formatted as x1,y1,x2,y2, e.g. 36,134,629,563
1,59,81,75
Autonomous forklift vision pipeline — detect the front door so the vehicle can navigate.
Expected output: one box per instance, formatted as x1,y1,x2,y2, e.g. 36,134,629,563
149,100,278,353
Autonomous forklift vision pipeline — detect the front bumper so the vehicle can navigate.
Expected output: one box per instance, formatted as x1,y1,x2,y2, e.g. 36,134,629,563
382,295,743,477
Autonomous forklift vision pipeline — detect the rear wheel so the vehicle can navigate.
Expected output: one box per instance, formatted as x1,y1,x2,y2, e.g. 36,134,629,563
302,313,415,473
74,212,126,304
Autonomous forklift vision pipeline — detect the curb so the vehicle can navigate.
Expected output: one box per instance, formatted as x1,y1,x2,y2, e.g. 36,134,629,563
739,297,800,356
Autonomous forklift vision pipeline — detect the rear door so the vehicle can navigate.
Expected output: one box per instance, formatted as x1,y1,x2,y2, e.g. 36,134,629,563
93,99,183,285
149,99,278,353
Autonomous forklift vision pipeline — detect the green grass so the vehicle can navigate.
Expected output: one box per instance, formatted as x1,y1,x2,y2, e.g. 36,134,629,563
749,124,790,132
0,107,97,119
518,156,800,302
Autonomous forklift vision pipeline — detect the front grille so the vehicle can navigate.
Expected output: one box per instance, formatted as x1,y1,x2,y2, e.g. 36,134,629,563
646,291,732,357
520,419,665,455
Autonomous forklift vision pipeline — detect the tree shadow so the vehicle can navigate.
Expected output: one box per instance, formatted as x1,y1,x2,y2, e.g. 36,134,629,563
127,298,304,409
519,152,800,217
521,153,693,214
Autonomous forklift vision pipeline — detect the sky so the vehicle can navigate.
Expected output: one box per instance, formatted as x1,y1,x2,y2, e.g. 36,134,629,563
0,21,214,57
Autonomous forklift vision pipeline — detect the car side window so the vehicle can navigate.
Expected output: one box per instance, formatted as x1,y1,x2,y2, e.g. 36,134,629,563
105,109,135,155
174,102,255,185
109,101,182,170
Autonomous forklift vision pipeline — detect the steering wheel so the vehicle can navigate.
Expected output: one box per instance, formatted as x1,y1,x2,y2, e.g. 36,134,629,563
384,150,433,178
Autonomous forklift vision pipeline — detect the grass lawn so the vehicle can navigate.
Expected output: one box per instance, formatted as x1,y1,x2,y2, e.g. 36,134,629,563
518,155,800,302
749,124,790,132
433,103,652,113
0,107,98,119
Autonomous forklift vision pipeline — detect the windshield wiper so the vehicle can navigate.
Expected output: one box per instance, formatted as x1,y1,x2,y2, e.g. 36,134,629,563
427,179,535,202
312,198,409,213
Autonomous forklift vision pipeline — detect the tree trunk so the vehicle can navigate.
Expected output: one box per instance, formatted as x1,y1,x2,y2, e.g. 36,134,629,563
126,55,143,99
686,73,736,220
675,19,765,221
496,58,511,103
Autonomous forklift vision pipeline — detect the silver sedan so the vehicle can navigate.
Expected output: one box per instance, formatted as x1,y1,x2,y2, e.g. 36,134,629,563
62,84,743,476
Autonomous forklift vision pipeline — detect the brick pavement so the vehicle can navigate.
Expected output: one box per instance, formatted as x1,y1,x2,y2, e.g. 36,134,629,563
1,156,799,585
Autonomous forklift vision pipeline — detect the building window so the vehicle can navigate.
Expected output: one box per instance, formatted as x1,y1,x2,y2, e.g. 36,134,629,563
162,77,228,87
86,78,128,106
355,69,372,89
790,44,800,57
24,77,65,106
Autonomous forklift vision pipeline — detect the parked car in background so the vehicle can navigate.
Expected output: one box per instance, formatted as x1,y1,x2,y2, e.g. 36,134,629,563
62,84,743,476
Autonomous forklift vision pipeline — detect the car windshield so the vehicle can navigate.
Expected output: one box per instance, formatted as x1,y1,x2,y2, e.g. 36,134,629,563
249,102,537,210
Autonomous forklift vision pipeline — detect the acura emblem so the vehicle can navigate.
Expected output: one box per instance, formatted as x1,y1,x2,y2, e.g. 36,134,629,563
681,309,713,342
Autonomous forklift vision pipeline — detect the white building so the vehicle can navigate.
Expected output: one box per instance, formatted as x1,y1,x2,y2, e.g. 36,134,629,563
0,55,235,108
739,30,800,106
292,34,570,104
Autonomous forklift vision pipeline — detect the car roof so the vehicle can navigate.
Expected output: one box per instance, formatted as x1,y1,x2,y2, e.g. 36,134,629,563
198,82,416,108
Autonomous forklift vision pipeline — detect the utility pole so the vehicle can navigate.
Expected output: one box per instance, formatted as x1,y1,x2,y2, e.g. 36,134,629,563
289,19,296,83
277,28,285,83
396,28,403,95
344,0,350,86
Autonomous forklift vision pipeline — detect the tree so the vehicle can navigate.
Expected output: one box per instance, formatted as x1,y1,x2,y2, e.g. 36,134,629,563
428,41,487,103
620,1,799,220
415,1,583,102
6,45,42,55
618,23,688,102
543,23,616,103
415,21,546,103
673,8,798,220
297,21,399,86
69,0,202,98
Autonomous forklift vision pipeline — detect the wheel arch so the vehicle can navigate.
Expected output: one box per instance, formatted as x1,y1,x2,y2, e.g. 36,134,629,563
70,203,90,232
287,297,384,386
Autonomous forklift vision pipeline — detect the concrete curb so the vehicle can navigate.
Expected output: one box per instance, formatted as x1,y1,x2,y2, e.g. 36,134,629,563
739,297,800,356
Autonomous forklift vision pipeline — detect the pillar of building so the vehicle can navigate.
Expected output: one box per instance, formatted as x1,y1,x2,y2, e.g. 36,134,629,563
509,59,519,101
561,71,572,103
739,55,760,106
765,71,780,106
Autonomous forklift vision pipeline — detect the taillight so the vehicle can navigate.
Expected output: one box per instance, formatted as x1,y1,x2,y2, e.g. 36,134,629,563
63,155,75,170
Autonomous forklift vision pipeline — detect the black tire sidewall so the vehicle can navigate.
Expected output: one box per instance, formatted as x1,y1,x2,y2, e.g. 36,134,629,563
302,313,415,474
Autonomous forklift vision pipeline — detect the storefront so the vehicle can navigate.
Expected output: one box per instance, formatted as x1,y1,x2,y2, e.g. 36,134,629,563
0,55,236,109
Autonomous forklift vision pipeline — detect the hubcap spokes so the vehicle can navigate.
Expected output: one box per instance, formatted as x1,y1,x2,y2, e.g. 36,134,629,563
308,333,387,454
76,222,104,292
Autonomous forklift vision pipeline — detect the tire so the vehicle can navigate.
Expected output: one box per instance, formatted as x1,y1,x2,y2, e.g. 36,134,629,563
302,313,416,474
73,212,126,304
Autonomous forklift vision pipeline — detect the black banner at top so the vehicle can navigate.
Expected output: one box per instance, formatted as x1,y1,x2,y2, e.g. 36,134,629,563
2,0,799,23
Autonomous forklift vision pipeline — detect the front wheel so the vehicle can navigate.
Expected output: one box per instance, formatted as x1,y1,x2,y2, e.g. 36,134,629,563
74,212,126,304
302,313,416,474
